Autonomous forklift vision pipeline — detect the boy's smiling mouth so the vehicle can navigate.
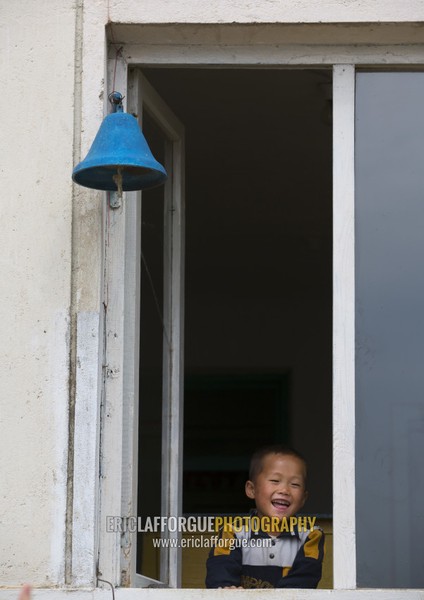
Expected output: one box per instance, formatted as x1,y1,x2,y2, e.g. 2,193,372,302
271,499,290,510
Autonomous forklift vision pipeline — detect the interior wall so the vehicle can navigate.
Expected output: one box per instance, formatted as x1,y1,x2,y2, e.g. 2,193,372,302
142,68,333,514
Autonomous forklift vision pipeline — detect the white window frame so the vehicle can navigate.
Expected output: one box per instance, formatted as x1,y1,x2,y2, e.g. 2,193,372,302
94,58,185,589
71,28,424,598
129,70,186,590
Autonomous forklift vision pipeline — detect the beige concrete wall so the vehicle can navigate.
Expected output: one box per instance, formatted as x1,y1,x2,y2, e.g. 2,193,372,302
109,0,424,23
0,0,76,586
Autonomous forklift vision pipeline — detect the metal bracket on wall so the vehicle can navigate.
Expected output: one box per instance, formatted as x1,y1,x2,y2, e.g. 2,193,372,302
109,191,121,209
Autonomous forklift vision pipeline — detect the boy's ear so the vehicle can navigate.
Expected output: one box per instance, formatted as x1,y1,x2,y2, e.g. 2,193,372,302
245,480,255,500
301,490,309,507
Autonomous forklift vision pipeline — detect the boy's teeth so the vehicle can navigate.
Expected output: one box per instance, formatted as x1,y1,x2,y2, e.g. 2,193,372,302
272,500,289,507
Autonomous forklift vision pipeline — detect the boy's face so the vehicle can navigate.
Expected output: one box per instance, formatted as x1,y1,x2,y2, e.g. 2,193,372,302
245,453,308,520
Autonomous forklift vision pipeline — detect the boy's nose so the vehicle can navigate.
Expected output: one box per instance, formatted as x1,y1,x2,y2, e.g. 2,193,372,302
277,481,289,493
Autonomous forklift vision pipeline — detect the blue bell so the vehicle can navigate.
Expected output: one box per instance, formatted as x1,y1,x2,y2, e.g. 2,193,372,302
72,92,167,192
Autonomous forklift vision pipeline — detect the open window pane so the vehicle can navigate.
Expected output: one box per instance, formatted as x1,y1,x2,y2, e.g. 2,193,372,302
137,111,166,581
355,72,424,588
133,75,185,587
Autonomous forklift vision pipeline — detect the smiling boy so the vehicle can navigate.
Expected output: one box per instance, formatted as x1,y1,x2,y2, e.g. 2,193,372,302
206,445,325,589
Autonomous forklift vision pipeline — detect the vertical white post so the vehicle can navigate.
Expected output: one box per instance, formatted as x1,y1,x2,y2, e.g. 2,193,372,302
332,64,356,590
161,134,185,589
119,70,143,588
97,54,129,587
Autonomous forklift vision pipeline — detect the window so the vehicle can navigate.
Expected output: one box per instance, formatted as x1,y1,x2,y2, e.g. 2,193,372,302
88,28,424,596
355,72,424,588
134,66,333,588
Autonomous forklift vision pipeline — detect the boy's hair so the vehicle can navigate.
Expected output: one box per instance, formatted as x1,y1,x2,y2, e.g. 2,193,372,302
248,444,308,484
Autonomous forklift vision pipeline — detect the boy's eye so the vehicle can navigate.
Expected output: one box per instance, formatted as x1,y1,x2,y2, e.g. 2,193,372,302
270,479,279,483
291,483,301,487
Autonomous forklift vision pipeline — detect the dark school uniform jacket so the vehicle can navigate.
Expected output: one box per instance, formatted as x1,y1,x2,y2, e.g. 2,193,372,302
206,519,325,589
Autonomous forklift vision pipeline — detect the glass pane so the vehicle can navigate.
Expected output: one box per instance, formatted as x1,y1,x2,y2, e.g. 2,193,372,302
355,72,424,588
137,111,165,580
